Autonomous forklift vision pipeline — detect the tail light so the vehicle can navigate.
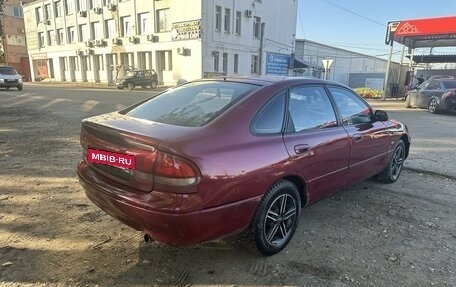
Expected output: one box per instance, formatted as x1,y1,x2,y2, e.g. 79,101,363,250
153,151,201,189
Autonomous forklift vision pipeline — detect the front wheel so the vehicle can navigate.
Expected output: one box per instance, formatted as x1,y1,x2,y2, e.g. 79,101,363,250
249,180,301,256
428,98,438,114
375,140,405,183
150,81,158,89
17,85,23,91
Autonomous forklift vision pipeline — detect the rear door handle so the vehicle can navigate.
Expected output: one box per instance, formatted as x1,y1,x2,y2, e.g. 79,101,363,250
352,134,363,142
294,144,310,154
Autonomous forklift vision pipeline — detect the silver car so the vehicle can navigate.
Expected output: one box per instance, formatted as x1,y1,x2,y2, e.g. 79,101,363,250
0,66,23,91
405,78,456,113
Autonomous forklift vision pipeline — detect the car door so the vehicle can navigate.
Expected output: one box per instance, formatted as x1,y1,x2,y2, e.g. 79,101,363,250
282,85,350,203
418,80,440,108
327,86,390,184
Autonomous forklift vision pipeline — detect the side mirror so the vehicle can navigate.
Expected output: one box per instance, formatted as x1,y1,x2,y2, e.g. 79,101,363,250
374,110,388,122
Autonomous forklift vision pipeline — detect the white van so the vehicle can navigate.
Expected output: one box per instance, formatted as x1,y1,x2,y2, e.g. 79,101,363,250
0,66,23,91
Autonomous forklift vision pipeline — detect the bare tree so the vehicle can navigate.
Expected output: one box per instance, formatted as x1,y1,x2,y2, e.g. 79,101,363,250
0,0,5,63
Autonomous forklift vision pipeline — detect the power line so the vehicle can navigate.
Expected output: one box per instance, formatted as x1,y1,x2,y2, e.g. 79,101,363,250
318,0,386,27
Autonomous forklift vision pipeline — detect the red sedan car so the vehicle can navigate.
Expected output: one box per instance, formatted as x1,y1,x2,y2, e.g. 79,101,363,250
77,77,410,255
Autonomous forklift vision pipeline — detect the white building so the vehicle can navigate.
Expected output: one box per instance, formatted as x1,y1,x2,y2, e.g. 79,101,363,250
23,0,298,85
294,39,409,97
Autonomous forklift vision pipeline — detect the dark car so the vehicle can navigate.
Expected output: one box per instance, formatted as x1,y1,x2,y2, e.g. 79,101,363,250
0,66,23,91
405,78,456,113
77,77,410,255
116,69,158,90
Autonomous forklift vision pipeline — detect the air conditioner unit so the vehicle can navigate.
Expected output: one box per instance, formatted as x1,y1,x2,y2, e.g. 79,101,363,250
75,49,82,56
245,10,253,18
45,19,51,25
111,38,122,45
146,34,159,42
85,40,93,47
85,48,94,55
18,28,25,33
94,39,101,46
129,36,138,44
177,47,190,56
79,10,87,17
106,4,116,11
92,7,101,14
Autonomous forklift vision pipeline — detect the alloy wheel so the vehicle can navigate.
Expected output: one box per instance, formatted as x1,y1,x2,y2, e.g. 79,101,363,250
263,194,297,246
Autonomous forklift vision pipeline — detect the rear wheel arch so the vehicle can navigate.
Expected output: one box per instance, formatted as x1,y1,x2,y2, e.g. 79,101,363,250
282,175,308,207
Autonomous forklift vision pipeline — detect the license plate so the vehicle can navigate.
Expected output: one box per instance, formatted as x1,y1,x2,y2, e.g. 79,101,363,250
87,148,136,170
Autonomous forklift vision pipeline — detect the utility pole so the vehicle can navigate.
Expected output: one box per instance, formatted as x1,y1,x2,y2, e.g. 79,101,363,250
258,22,265,75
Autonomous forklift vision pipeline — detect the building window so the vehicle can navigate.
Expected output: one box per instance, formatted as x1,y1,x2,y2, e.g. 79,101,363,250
234,54,239,74
44,4,52,19
47,30,56,45
235,11,241,35
12,6,24,18
79,24,88,42
213,52,219,72
224,8,230,33
222,52,228,73
138,12,150,35
65,0,74,15
67,26,75,43
215,6,221,31
104,0,113,4
38,32,45,47
156,9,170,32
121,16,131,36
57,28,64,44
251,55,259,74
91,22,101,39
253,16,261,38
54,1,63,17
91,0,101,8
78,0,87,11
105,19,115,38
36,7,43,22
61,57,68,71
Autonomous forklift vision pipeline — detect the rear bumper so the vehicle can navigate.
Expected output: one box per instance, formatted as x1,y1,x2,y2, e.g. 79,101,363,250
77,160,260,246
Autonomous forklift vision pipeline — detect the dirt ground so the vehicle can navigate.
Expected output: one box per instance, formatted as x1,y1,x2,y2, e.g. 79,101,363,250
1,91,456,287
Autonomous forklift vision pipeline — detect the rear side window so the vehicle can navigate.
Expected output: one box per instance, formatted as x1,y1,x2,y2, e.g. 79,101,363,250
288,86,337,132
125,81,258,127
252,91,286,134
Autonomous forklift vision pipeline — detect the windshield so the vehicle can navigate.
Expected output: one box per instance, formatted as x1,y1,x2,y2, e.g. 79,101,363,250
125,81,259,127
0,67,18,75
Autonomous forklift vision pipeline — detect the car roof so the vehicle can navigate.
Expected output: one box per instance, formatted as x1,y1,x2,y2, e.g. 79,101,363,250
196,76,342,87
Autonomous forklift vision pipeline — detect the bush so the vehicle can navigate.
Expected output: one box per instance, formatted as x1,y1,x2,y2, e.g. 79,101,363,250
354,87,383,99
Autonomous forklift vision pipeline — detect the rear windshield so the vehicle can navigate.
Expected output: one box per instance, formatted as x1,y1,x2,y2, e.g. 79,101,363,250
441,80,456,89
125,81,259,127
0,67,18,75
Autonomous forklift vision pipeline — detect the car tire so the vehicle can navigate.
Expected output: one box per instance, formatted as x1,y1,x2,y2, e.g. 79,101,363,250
375,140,405,184
6,87,10,90
141,85,147,89
404,95,411,108
117,86,123,90
150,81,158,89
428,98,438,114
127,83,134,90
249,179,301,256
17,85,23,91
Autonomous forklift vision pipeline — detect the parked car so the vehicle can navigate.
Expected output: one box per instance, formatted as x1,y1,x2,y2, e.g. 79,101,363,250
77,77,410,255
0,66,23,91
405,78,456,113
116,69,158,90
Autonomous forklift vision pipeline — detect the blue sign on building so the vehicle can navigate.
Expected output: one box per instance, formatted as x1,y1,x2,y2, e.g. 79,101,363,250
265,53,290,76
